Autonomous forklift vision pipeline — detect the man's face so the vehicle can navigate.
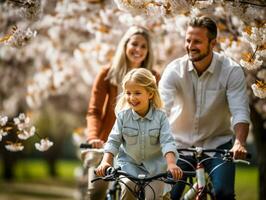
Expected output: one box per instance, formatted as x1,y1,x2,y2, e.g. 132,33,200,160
185,26,214,62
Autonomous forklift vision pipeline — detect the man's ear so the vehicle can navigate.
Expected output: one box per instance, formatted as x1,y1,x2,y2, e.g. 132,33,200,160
210,39,217,48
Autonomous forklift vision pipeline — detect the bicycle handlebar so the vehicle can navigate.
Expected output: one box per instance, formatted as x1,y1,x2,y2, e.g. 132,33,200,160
80,143,92,149
177,147,252,159
92,167,195,184
177,147,251,166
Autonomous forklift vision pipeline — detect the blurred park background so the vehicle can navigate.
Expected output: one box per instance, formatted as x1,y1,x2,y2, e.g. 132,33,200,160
0,0,265,200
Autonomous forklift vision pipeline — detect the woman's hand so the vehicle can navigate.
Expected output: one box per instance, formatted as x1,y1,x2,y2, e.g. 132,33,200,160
88,139,104,148
167,163,183,180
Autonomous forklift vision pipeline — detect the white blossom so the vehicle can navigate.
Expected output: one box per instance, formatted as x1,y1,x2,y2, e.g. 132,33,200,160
257,49,266,58
240,55,263,70
0,130,8,141
251,84,266,99
5,143,24,152
5,27,37,48
13,113,31,131
0,116,8,126
242,26,266,47
17,126,35,140
35,138,54,151
220,39,251,61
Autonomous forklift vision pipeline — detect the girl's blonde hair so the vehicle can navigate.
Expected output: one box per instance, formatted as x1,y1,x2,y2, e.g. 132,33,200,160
116,68,162,113
106,26,154,86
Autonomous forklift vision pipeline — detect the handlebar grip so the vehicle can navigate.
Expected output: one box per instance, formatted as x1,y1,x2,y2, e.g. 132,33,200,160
105,167,115,175
80,143,92,149
230,151,252,159
167,170,195,178
166,171,173,178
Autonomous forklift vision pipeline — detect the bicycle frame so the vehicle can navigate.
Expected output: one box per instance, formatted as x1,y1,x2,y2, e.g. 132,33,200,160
177,147,250,200
80,144,124,200
106,181,121,200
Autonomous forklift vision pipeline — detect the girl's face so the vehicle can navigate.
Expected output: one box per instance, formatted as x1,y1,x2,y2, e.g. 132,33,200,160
125,80,153,117
125,34,148,68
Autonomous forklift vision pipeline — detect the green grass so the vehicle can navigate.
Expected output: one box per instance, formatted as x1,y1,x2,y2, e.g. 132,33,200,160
235,166,258,200
0,159,81,186
0,159,259,199
15,159,80,180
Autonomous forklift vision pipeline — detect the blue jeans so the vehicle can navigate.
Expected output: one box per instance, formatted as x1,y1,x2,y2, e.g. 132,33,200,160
171,141,236,200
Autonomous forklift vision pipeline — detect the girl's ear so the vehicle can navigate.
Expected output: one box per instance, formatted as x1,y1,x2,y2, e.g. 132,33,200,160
148,92,154,100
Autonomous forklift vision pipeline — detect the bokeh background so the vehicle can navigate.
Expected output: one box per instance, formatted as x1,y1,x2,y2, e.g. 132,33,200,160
0,0,265,199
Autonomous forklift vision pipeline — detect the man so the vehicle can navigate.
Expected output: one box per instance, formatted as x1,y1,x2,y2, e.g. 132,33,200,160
159,16,250,200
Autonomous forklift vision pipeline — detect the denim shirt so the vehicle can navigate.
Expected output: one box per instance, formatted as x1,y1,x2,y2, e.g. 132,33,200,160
104,106,178,177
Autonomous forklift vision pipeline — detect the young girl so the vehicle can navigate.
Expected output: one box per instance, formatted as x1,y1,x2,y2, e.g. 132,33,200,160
95,68,182,200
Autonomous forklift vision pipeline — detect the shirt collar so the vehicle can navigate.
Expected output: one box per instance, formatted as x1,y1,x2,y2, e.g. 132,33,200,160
132,105,154,121
187,52,218,74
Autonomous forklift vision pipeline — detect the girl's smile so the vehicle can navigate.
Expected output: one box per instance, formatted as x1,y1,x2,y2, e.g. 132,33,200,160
125,80,153,117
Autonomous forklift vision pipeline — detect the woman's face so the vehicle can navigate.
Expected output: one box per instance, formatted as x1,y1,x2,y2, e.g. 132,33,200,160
125,34,148,68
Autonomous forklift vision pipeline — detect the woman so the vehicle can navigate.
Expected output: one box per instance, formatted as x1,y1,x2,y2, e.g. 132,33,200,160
86,25,160,200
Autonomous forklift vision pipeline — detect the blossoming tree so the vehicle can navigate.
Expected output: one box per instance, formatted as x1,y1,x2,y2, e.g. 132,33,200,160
0,0,265,197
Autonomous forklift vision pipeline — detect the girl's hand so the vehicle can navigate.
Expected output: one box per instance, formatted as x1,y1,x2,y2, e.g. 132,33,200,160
95,162,112,177
167,163,183,180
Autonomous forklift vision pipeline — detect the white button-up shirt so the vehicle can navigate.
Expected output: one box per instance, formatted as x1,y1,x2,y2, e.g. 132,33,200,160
159,52,250,149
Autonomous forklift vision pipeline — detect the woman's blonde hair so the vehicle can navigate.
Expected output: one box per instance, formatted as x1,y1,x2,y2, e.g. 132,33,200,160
106,26,154,85
116,68,162,113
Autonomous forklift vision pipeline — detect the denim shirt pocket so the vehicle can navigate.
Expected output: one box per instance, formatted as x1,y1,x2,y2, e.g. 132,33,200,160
148,129,160,145
122,127,139,145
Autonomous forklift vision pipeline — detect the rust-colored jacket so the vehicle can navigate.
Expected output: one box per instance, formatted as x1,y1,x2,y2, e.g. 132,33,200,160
86,66,160,142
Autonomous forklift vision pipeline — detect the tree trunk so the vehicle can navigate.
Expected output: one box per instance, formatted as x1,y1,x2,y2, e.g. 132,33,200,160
250,105,266,200
0,127,20,181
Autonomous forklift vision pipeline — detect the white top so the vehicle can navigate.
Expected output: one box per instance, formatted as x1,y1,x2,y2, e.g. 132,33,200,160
159,52,250,149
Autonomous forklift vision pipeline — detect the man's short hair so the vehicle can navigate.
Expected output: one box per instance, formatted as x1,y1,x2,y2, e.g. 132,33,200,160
188,16,217,41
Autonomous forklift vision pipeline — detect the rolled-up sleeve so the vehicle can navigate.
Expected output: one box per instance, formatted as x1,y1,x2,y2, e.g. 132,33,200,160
159,113,178,160
104,117,123,156
226,67,250,126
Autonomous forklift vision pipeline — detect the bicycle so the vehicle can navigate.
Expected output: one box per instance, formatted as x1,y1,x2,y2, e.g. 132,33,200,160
79,143,105,199
175,147,251,200
92,166,194,200
80,143,194,200
81,143,128,200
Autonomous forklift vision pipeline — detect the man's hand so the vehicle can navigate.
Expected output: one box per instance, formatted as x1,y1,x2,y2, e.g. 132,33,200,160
230,140,247,159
